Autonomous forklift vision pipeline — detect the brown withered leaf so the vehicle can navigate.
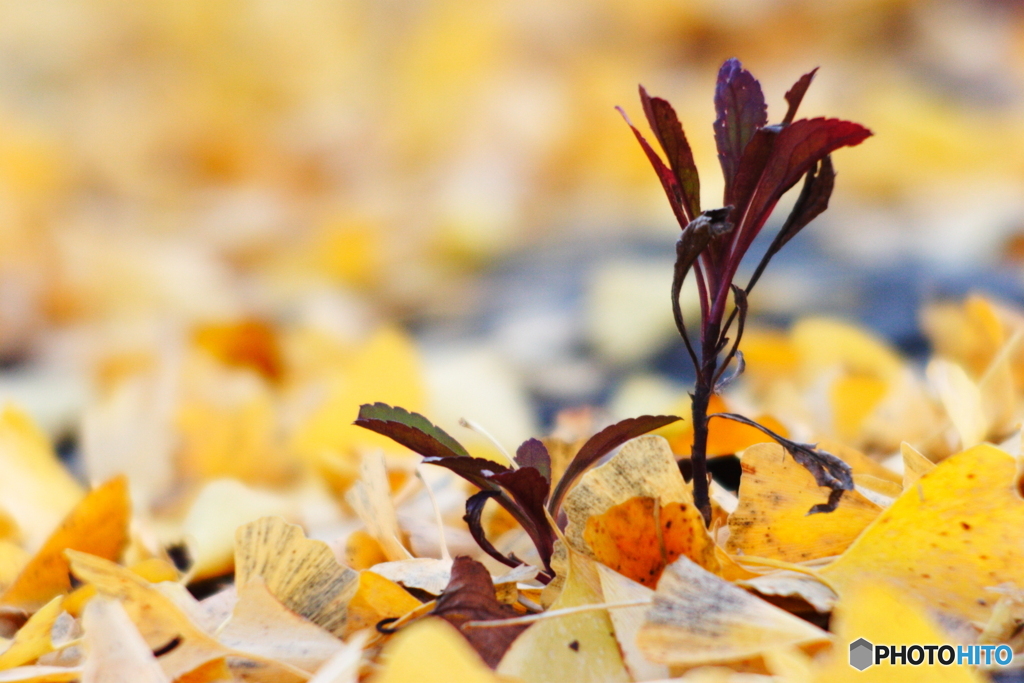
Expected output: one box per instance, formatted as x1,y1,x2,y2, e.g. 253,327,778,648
430,557,526,669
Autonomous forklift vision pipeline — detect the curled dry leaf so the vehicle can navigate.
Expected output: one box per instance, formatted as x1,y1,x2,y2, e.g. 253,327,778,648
234,516,359,636
81,597,169,683
737,571,837,615
498,549,629,683
820,443,1024,625
637,556,829,668
900,441,934,489
727,443,880,563
2,476,130,611
430,557,526,668
368,558,453,597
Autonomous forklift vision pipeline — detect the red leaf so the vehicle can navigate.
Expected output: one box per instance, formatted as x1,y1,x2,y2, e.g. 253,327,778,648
714,59,767,190
514,438,551,483
547,414,683,516
617,106,690,228
735,117,871,255
782,67,818,125
490,467,553,568
431,557,528,668
355,403,471,460
640,86,701,222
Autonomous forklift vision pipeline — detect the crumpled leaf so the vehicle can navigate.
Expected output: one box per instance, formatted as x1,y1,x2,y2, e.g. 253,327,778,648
373,618,503,683
637,556,828,667
368,558,453,596
430,557,526,668
498,549,629,683
727,443,880,562
2,476,130,610
81,597,169,683
820,443,1024,624
234,517,359,636
737,570,837,615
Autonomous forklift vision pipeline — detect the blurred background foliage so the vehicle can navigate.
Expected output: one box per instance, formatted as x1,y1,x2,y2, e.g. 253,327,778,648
1,0,1024,466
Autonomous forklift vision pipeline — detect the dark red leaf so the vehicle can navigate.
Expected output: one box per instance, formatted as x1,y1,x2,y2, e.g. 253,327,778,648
617,106,690,228
419,455,509,494
640,86,701,222
782,67,818,125
736,118,870,254
774,155,835,251
355,403,471,460
714,58,767,190
547,414,684,516
490,467,553,569
514,439,551,484
431,557,529,668
463,492,524,570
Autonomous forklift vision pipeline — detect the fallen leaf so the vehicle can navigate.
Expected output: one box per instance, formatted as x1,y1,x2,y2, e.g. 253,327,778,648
927,359,988,449
371,618,504,683
180,478,294,580
727,443,880,562
737,571,837,615
900,441,934,489
218,578,345,673
368,559,453,596
595,564,668,682
498,549,629,683
345,452,412,562
584,497,714,587
234,517,359,636
0,597,63,670
637,556,829,667
0,667,81,682
820,443,1024,624
812,581,983,682
193,318,283,382
2,476,130,610
344,571,422,637
0,407,84,552
308,631,368,683
430,557,526,668
80,597,169,683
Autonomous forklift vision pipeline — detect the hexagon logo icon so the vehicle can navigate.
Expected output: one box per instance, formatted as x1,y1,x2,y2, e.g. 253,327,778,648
849,638,874,671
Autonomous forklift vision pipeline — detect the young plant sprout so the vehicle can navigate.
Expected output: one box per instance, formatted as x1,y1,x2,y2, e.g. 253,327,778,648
354,60,871,576
620,58,871,523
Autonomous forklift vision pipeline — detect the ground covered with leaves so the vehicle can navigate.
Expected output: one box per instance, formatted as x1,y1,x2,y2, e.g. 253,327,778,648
0,294,1018,682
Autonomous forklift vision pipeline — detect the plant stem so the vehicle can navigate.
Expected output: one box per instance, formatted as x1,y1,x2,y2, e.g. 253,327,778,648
690,337,717,525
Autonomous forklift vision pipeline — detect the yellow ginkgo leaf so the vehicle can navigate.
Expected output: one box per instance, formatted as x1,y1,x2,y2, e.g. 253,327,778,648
790,317,903,384
498,549,629,683
584,497,714,588
727,444,880,563
927,358,988,449
371,618,503,683
345,571,423,637
812,581,984,683
637,556,829,668
234,517,359,636
0,597,63,670
820,443,1024,625
2,476,130,610
64,557,179,617
0,406,84,552
0,666,81,682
